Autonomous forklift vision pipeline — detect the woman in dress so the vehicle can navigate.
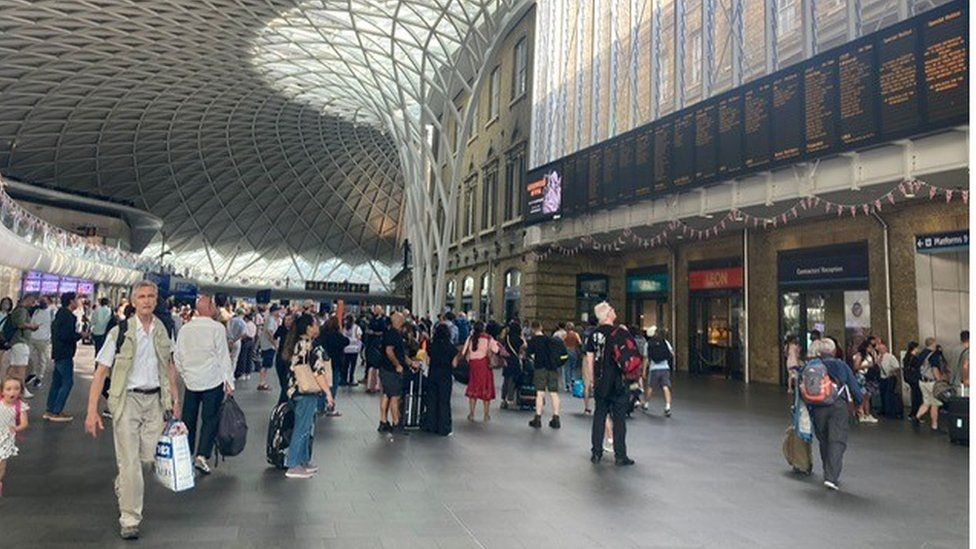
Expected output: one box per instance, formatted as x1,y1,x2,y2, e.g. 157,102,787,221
423,323,457,436
457,321,499,421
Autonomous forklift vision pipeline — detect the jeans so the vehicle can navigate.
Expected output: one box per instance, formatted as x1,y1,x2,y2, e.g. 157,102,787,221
93,333,107,355
811,399,850,484
286,395,317,468
46,357,75,414
182,384,224,458
563,350,579,388
591,391,628,458
344,353,359,385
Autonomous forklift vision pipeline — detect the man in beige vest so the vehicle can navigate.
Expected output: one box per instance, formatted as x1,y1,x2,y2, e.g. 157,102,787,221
84,280,180,540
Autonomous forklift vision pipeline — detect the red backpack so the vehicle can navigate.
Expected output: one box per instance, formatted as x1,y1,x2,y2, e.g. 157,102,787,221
611,327,644,382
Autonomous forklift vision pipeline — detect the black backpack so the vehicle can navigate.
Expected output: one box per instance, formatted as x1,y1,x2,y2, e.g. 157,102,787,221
216,396,247,458
547,336,569,369
114,319,130,355
266,401,311,469
648,337,671,363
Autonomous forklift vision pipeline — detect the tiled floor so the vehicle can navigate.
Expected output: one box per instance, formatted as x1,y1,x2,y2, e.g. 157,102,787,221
0,353,968,548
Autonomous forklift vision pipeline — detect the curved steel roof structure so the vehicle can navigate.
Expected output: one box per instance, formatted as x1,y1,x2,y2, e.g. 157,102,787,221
0,0,529,293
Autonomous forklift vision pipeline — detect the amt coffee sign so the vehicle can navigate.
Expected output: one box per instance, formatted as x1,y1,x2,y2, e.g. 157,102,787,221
915,230,969,254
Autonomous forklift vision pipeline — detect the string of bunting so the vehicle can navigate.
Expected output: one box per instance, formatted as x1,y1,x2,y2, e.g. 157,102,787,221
529,177,967,262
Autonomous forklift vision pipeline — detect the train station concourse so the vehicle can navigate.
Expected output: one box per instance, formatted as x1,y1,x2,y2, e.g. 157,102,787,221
0,1,970,547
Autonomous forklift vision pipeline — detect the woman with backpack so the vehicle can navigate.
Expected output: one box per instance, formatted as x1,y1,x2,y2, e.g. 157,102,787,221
456,321,499,422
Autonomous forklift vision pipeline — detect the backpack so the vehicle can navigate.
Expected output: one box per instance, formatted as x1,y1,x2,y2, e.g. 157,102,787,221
610,327,644,382
267,401,310,469
547,336,569,369
216,396,247,458
647,337,671,363
114,319,130,356
0,314,14,350
799,359,840,406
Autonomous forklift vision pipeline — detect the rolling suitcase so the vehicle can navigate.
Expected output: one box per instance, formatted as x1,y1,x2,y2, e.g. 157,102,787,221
402,371,425,430
944,396,969,446
517,384,537,410
266,401,312,469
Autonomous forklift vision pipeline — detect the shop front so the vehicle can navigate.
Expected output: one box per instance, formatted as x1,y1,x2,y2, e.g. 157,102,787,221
688,262,744,379
778,242,871,384
625,268,668,335
576,274,608,323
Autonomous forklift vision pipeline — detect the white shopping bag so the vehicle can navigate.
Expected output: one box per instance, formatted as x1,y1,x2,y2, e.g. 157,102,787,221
154,421,195,492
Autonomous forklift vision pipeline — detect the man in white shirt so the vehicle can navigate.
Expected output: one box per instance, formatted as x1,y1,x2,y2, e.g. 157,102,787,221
84,280,180,541
27,295,55,387
257,304,280,391
174,294,233,474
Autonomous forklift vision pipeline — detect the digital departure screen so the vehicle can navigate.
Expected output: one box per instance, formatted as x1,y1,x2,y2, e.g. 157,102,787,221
523,1,968,225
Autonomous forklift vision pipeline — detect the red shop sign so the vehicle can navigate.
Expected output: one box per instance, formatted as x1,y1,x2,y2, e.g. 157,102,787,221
688,267,743,291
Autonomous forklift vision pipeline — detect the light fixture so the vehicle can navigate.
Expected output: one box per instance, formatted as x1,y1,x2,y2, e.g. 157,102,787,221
700,213,714,219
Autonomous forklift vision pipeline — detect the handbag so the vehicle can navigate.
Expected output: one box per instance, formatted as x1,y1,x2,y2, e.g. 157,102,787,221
932,379,954,403
292,363,322,394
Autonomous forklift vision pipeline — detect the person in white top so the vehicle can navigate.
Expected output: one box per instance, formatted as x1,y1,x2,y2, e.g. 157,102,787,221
173,294,233,475
341,314,363,386
226,309,246,378
27,295,55,387
257,305,280,391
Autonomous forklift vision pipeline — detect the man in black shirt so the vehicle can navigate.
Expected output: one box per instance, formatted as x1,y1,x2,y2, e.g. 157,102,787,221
379,312,414,433
527,321,562,429
584,301,634,465
364,305,389,391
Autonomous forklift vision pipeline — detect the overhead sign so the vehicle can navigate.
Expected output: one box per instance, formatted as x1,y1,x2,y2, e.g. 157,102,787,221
626,272,669,294
304,280,370,294
915,230,969,253
688,267,743,291
779,244,869,287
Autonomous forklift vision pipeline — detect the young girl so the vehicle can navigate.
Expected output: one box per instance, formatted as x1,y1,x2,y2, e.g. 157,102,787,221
1,376,29,496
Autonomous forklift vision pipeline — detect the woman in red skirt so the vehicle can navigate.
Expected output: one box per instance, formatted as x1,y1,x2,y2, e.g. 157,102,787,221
457,321,500,421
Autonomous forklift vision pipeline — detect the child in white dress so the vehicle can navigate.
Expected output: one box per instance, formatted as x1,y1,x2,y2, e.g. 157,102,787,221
1,376,30,496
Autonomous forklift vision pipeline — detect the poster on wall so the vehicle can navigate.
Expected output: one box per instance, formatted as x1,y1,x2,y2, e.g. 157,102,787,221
844,290,871,356
524,163,563,222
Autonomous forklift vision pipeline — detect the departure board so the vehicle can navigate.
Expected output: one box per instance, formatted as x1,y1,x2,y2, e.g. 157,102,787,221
772,71,803,162
838,40,877,145
921,5,968,125
634,127,653,197
523,0,969,225
694,102,718,181
879,24,920,136
652,120,672,193
717,93,744,175
602,143,618,204
804,57,838,154
672,112,695,187
618,133,636,199
587,147,602,207
744,82,771,168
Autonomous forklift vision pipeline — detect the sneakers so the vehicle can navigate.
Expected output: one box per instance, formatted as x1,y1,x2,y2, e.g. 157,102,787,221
858,414,878,424
22,387,34,399
549,416,561,429
256,384,271,391
43,412,73,422
101,410,113,420
615,457,636,466
285,467,314,479
377,421,391,433
304,462,319,474
664,406,672,418
25,374,38,387
325,409,342,417
529,415,542,428
120,526,140,540
823,480,839,491
194,456,212,475
641,402,649,412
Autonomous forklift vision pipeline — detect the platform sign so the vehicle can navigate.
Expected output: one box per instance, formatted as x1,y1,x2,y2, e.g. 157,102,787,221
915,230,969,253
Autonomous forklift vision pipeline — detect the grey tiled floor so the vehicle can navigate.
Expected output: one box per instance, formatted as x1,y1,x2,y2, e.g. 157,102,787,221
1,358,968,548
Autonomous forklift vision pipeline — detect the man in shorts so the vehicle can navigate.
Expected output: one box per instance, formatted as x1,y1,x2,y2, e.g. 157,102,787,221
527,321,562,429
7,294,39,398
642,327,673,417
378,312,410,434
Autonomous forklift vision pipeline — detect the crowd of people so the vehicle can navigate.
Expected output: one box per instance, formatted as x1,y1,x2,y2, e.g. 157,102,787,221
0,280,968,537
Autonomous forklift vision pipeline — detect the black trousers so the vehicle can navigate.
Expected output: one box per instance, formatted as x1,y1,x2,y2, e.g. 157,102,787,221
908,380,922,418
276,355,290,404
182,384,224,459
422,369,453,435
591,391,628,458
810,399,850,484
879,377,902,418
343,353,359,385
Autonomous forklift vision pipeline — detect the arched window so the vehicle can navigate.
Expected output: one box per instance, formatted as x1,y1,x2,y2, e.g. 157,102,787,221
445,279,457,311
503,268,522,322
461,276,474,313
479,272,492,320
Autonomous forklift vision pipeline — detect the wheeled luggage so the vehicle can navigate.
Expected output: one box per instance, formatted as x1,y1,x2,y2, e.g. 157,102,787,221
517,384,537,410
782,425,813,475
402,371,425,430
944,396,969,445
267,401,311,469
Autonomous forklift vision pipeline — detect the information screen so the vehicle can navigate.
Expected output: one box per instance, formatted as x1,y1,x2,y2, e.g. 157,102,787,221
523,1,968,225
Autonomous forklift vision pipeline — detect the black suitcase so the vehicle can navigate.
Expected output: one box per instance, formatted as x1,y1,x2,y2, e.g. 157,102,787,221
517,384,537,410
402,372,425,430
944,396,969,445
266,401,312,469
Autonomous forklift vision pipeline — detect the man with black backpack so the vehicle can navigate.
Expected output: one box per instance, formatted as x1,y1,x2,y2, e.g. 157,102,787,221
643,328,674,417
584,301,635,466
801,338,863,491
527,321,564,429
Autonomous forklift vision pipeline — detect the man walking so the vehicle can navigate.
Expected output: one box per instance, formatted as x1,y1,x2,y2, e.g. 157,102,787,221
527,321,562,429
27,295,54,388
90,297,114,355
642,328,674,417
84,280,180,540
7,294,39,398
584,302,634,466
173,294,234,474
44,292,86,422
256,304,280,391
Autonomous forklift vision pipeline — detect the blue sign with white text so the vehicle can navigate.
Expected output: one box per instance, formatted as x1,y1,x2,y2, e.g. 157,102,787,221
915,230,969,253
